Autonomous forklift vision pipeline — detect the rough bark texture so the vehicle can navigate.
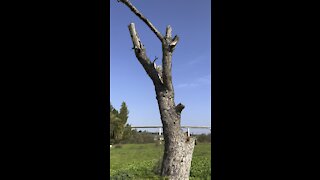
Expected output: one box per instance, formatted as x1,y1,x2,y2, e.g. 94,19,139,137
118,0,195,179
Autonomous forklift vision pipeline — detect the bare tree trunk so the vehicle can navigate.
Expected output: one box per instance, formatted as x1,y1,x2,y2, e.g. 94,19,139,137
157,89,196,179
118,1,195,179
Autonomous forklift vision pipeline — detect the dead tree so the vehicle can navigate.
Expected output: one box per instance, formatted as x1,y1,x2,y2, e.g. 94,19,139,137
117,0,195,179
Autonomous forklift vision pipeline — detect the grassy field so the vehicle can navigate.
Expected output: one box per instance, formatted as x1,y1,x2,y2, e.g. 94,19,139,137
110,143,211,179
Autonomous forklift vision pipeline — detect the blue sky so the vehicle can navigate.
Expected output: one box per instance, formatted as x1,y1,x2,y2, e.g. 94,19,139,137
110,0,211,134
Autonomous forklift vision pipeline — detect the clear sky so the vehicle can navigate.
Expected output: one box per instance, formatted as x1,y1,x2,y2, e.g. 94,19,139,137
110,0,211,134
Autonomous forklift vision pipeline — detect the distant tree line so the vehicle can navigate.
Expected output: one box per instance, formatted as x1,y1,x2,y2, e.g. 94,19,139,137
194,133,211,143
122,130,156,144
110,101,211,144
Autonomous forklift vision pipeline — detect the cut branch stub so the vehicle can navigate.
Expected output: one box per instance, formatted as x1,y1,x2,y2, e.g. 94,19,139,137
169,35,179,52
175,103,185,114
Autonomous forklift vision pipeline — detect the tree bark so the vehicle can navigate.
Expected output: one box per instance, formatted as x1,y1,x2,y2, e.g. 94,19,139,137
156,89,195,179
118,1,195,179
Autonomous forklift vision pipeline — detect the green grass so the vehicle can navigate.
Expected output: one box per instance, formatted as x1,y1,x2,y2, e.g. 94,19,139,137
110,143,211,179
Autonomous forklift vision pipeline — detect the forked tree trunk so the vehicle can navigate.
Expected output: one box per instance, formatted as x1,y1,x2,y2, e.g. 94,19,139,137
118,1,195,179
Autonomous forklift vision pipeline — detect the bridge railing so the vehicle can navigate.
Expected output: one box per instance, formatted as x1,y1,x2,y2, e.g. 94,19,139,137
131,125,211,137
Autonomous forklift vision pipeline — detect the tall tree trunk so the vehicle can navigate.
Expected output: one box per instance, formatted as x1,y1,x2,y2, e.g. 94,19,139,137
118,1,195,179
156,88,195,179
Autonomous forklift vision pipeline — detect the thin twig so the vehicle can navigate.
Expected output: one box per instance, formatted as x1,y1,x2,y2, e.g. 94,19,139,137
153,56,158,63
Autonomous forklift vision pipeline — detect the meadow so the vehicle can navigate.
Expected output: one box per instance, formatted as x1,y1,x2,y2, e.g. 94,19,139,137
110,143,211,179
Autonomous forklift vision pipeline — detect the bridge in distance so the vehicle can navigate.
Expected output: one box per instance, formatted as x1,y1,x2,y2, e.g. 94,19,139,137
131,125,211,137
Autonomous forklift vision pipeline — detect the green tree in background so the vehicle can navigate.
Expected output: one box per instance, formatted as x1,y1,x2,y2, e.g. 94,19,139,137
110,101,131,144
110,103,119,117
110,111,119,143
122,124,132,143
118,102,129,124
